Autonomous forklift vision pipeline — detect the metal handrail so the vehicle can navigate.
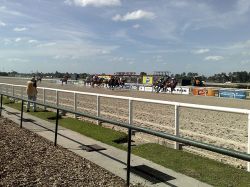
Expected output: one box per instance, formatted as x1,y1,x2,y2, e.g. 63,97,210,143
1,93,250,186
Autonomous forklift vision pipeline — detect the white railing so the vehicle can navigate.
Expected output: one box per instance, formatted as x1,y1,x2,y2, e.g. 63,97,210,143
0,82,250,171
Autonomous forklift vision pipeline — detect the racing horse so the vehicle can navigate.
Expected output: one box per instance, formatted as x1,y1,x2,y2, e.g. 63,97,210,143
108,76,126,90
154,77,177,93
89,76,108,88
166,78,178,93
37,76,42,83
60,75,69,85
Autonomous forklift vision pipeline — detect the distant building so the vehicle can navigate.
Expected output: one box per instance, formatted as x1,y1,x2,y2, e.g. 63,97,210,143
114,72,136,76
153,71,170,76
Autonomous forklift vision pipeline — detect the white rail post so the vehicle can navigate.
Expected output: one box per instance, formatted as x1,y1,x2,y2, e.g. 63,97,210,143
175,104,180,150
74,92,77,118
21,87,24,99
56,90,59,107
97,95,100,125
12,85,14,96
43,88,46,110
248,113,250,172
129,99,133,125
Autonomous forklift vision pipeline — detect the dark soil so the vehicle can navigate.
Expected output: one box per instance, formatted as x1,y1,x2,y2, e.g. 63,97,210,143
0,117,128,187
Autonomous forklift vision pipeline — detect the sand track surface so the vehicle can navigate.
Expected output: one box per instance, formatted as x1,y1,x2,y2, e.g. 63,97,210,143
0,77,249,168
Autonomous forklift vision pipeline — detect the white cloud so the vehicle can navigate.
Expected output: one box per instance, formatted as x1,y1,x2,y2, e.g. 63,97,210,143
228,40,250,49
100,50,110,54
64,0,121,7
15,38,21,42
204,56,224,61
193,48,210,54
110,56,135,64
0,6,23,16
0,21,6,27
112,10,155,21
7,58,29,62
37,42,56,48
54,54,79,60
13,27,27,32
28,40,38,43
133,24,140,29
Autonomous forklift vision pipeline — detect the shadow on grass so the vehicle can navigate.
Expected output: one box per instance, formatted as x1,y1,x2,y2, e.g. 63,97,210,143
47,115,62,120
127,164,177,186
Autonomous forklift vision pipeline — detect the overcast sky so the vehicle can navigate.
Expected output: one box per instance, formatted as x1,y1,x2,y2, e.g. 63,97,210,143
0,0,250,75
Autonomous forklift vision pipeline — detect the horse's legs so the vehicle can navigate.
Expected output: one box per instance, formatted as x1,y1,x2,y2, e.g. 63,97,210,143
157,87,161,93
163,86,166,92
171,85,175,93
155,86,159,93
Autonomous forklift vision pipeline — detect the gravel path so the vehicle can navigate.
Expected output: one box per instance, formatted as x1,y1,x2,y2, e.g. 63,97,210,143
0,117,128,187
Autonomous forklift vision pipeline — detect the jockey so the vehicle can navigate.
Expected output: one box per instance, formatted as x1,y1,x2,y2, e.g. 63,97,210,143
93,75,98,81
158,77,164,83
170,77,176,83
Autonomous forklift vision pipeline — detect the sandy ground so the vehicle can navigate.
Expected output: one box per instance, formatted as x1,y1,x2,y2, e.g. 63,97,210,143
0,77,249,168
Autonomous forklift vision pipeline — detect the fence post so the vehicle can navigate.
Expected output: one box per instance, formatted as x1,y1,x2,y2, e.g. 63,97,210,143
126,99,133,186
21,87,24,99
97,95,100,125
175,104,180,150
43,88,46,110
0,94,2,116
74,92,77,118
126,127,132,187
12,85,14,96
20,100,24,128
248,113,250,172
54,109,59,146
129,99,133,125
56,90,59,107
5,85,7,95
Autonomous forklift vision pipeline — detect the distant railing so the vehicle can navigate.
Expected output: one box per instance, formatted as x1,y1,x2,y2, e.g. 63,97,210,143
1,93,250,186
1,82,250,172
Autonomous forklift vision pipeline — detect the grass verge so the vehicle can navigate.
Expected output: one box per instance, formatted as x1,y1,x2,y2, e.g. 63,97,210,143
2,97,250,186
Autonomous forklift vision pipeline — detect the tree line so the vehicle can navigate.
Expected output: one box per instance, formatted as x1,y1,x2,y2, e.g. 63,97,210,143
166,71,250,83
1,71,250,83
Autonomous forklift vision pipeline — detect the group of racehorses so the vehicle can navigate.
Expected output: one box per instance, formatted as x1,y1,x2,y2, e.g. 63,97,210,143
85,75,126,89
61,74,178,93
153,76,178,93
86,75,177,93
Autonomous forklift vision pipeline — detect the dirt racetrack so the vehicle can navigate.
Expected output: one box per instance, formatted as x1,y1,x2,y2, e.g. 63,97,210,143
0,77,249,169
